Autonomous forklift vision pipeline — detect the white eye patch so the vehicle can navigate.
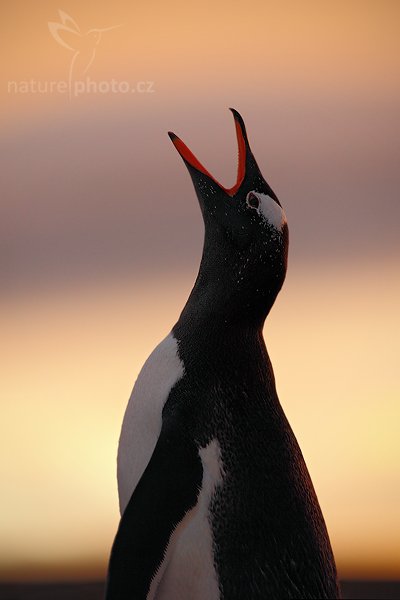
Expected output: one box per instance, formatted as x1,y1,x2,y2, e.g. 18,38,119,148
246,191,287,231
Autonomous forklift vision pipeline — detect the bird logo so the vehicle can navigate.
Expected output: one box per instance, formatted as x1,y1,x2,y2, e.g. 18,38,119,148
48,10,121,98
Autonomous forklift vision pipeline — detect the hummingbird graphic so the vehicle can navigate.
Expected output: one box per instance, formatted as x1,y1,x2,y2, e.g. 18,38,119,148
48,10,121,97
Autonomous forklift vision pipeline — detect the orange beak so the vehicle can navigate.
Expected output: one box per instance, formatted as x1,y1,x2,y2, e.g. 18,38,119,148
168,108,248,197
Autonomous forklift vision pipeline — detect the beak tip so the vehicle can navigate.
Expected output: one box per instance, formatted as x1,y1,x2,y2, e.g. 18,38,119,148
229,108,244,124
229,107,249,149
231,106,244,122
168,131,177,141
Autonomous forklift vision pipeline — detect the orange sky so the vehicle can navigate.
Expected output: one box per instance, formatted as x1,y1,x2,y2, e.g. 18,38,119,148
1,0,400,583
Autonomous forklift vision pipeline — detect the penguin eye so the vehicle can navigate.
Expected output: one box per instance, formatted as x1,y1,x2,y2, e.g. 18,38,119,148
246,192,260,210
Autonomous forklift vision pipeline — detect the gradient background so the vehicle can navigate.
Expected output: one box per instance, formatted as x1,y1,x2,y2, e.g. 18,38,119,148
1,0,399,585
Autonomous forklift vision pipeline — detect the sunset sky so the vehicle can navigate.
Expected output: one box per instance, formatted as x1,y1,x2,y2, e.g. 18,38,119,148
1,0,399,582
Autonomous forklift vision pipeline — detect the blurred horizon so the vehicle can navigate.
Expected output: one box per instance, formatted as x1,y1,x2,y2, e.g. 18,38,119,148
1,0,399,584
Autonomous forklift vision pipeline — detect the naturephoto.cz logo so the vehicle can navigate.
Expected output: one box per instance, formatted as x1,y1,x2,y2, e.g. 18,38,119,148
7,10,155,99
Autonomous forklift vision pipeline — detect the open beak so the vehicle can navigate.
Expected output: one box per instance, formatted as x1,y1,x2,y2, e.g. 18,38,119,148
168,108,249,197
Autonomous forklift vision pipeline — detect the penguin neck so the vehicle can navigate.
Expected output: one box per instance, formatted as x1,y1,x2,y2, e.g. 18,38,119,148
173,254,280,399
176,267,277,338
176,241,280,335
173,273,278,400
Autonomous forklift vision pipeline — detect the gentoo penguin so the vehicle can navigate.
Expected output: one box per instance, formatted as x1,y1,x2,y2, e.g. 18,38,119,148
106,109,341,599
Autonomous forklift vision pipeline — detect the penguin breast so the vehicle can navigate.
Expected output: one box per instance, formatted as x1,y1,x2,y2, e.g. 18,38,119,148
148,439,223,600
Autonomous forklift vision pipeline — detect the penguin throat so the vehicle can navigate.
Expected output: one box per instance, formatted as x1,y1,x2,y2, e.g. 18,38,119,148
180,271,280,332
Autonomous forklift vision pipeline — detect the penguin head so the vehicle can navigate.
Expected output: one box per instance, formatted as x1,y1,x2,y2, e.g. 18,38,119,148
169,109,288,325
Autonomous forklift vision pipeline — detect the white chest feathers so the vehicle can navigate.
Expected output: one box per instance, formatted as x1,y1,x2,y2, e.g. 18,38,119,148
148,439,223,600
117,332,184,515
